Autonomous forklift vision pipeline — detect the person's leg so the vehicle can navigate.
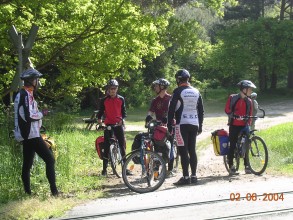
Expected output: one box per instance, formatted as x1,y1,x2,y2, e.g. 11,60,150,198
187,125,198,177
228,125,239,168
114,126,126,162
176,125,190,177
34,137,58,195
22,139,35,194
102,130,111,174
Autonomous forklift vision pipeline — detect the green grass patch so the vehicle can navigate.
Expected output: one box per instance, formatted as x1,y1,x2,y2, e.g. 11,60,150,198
255,122,293,175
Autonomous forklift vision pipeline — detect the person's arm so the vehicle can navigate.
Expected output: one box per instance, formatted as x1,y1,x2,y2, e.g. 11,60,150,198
225,95,232,115
167,90,179,133
97,98,105,124
197,94,204,134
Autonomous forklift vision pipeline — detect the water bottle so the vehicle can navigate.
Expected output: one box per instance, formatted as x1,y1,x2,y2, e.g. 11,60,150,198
240,136,246,158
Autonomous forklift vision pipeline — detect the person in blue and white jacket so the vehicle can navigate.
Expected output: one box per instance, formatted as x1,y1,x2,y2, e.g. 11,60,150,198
167,69,204,186
14,68,59,196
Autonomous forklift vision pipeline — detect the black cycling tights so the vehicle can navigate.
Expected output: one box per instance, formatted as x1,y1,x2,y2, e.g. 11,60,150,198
177,124,198,177
103,125,126,171
22,137,57,194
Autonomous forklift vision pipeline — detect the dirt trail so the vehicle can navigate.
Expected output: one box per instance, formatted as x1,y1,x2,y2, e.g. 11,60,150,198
103,99,293,193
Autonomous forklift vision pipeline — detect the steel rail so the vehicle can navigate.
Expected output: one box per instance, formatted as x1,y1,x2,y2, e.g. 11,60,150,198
57,190,293,220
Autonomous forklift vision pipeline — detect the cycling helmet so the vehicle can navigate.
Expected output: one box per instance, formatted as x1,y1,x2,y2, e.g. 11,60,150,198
251,92,257,99
237,80,256,90
107,79,119,87
175,69,190,80
20,68,42,80
152,78,170,88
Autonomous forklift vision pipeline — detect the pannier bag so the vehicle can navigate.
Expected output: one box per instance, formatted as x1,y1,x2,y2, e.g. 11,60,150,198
95,136,105,160
211,129,229,156
153,125,169,147
131,132,148,164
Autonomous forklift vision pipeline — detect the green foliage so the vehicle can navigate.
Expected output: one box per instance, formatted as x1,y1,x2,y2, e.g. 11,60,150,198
257,122,293,174
205,18,293,89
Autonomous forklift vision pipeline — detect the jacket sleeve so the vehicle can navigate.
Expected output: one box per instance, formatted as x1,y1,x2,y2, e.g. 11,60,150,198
167,90,178,132
225,95,232,115
121,97,127,119
197,94,204,126
97,98,105,119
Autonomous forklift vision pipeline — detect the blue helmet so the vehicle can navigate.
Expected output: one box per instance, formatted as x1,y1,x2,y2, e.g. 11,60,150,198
175,69,190,80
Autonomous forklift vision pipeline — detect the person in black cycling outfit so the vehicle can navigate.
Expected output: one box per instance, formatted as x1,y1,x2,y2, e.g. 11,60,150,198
14,68,59,196
225,80,255,175
167,69,204,186
97,79,131,176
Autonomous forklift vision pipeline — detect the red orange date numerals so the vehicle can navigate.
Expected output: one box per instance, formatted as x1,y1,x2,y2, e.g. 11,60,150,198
230,193,284,201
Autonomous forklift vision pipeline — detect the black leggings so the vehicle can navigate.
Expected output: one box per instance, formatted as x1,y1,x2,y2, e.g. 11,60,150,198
22,137,57,194
103,125,126,170
228,125,248,167
177,124,198,177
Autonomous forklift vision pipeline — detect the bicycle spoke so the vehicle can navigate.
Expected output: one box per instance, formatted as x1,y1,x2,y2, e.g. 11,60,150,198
122,150,166,193
247,136,268,175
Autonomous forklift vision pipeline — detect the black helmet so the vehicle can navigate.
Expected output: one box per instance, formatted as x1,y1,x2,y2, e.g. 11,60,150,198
175,69,190,80
107,79,119,87
152,78,170,88
237,80,256,90
20,68,42,80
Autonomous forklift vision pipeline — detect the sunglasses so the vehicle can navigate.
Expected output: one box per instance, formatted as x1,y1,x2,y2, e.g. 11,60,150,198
110,87,118,90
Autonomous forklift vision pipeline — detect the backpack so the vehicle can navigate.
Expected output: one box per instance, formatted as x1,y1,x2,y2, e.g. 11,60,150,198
211,129,229,156
95,136,105,160
153,125,169,147
227,94,251,125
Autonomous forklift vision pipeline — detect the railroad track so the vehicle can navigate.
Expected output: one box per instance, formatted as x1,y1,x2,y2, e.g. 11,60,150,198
57,191,293,220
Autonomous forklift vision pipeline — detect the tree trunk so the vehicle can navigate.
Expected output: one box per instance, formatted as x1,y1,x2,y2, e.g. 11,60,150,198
288,63,293,88
271,68,277,89
258,65,267,91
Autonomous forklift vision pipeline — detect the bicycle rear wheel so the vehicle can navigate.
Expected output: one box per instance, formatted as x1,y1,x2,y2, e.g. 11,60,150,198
109,142,123,178
247,136,268,175
122,150,166,193
223,154,240,173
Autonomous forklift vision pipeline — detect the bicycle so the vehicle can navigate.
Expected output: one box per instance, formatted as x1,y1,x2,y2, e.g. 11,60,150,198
122,120,167,193
223,108,268,175
96,123,124,178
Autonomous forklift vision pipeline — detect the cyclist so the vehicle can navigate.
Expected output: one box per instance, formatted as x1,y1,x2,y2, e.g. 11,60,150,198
97,79,131,176
250,92,258,130
225,80,256,175
14,68,59,196
145,78,175,177
167,69,204,185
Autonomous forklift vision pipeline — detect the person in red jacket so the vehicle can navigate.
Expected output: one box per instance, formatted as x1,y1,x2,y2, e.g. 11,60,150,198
225,80,256,175
97,79,131,176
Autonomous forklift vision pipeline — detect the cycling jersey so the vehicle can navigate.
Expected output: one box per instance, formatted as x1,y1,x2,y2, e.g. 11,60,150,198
149,93,171,121
14,87,43,142
97,94,126,125
167,83,204,129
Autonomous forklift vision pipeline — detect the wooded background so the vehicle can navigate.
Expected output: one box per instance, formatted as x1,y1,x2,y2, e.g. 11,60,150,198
0,0,292,109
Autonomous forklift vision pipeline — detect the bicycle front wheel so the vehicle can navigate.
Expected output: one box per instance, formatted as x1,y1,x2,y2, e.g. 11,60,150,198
109,143,123,178
122,150,166,193
247,136,268,175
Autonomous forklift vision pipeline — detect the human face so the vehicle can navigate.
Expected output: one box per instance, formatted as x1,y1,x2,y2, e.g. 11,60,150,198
109,86,118,97
153,84,161,94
